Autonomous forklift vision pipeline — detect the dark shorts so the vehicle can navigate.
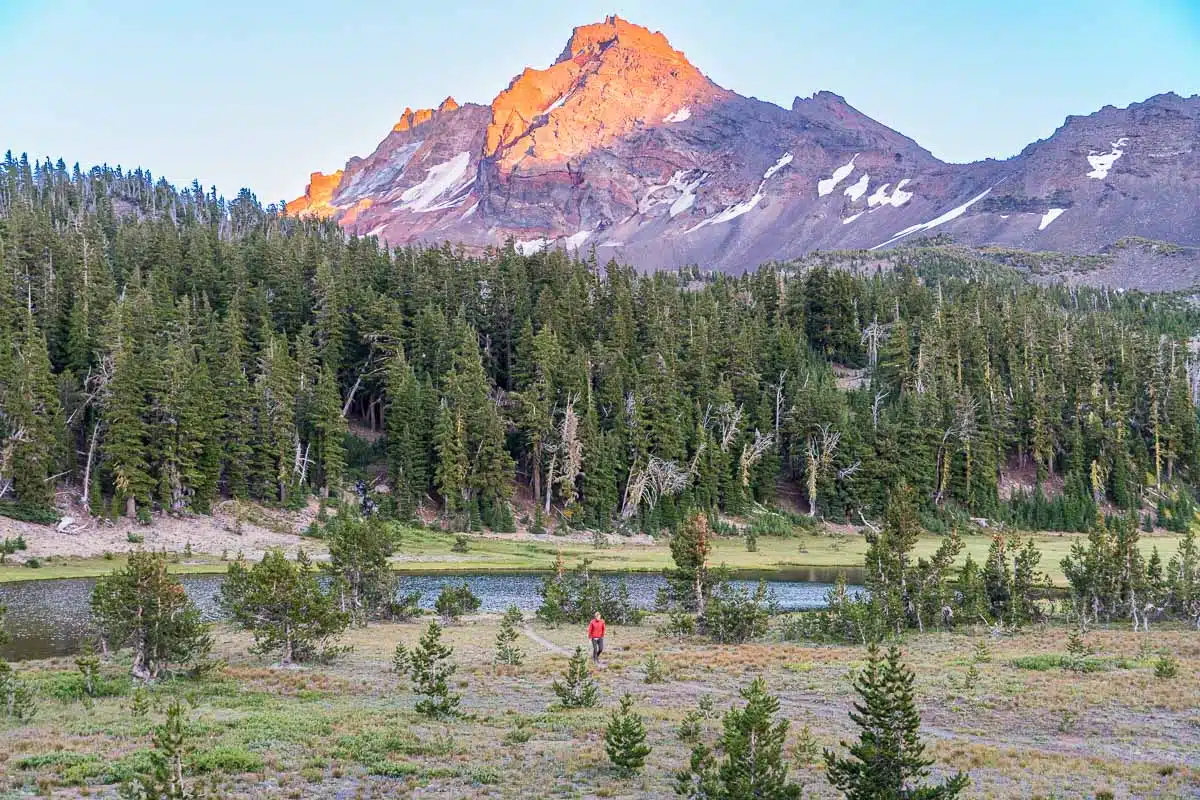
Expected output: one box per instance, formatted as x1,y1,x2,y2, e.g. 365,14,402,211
591,637,604,658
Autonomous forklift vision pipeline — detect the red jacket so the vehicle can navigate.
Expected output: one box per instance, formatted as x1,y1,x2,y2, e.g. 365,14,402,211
587,618,606,639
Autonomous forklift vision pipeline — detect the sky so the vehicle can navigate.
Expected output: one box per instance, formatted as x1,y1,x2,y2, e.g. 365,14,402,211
2,0,1197,203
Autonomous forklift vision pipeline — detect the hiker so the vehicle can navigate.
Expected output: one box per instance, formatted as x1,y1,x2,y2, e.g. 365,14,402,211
587,611,605,663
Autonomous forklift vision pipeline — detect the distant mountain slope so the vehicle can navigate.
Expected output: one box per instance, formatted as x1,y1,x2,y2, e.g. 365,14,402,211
287,16,1200,281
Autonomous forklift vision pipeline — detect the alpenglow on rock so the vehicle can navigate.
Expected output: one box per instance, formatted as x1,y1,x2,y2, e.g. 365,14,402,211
288,16,1200,275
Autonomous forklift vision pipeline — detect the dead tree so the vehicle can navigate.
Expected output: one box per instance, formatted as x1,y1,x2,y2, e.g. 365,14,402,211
805,424,840,517
738,430,774,487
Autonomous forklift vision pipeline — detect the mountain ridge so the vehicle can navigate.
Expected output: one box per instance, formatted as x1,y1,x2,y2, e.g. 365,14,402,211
286,17,1200,281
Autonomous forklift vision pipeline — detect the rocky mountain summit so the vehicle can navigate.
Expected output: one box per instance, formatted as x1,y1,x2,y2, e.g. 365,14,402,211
288,16,1199,280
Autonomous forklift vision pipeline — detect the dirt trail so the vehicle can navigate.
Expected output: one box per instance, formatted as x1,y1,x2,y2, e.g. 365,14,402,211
521,626,570,655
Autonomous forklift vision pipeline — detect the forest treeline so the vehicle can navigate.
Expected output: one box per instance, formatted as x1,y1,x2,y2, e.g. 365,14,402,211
2,153,1200,533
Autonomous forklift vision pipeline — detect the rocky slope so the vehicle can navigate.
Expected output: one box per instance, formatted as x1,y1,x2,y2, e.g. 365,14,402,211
288,15,1200,281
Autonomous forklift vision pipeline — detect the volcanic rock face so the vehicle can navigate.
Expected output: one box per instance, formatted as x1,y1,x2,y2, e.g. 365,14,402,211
288,15,1200,279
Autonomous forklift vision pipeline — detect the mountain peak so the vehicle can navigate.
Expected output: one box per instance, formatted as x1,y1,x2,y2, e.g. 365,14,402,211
484,15,720,165
554,15,688,67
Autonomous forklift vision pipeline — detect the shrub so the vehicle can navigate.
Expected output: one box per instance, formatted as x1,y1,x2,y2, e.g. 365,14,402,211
451,534,471,553
1154,654,1179,679
384,590,422,622
435,582,481,622
703,580,774,643
188,746,264,774
537,558,643,626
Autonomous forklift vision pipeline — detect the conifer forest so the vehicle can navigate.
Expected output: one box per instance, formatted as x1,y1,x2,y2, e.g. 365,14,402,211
4,155,1200,532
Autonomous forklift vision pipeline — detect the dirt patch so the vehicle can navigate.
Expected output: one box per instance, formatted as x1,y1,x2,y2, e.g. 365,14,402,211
0,499,320,564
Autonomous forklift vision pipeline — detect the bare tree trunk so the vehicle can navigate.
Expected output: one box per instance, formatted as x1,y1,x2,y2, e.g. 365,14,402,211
81,422,101,514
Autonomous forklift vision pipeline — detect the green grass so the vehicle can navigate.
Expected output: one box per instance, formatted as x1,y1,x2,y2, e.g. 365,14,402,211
0,525,1189,588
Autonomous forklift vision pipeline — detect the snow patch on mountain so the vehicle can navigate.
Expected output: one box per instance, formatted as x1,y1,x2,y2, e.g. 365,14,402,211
888,179,913,207
564,230,592,249
664,107,691,123
865,179,912,209
818,154,858,197
545,90,574,115
516,238,552,256
842,212,864,225
764,152,793,180
1086,138,1128,179
871,186,994,249
844,173,869,202
398,152,473,212
867,183,891,208
1039,208,1066,230
688,153,791,231
640,171,707,216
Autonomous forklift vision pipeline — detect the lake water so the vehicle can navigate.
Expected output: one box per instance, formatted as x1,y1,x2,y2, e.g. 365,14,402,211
0,568,863,661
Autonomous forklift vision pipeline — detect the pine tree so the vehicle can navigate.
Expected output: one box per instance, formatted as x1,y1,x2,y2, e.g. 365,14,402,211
313,361,346,497
102,300,154,518
666,513,715,617
3,319,65,508
675,677,802,799
385,351,429,517
605,693,652,775
90,550,212,680
552,646,599,709
824,644,969,799
0,659,37,722
119,698,195,799
319,510,396,623
406,621,461,718
495,605,525,666
219,548,347,664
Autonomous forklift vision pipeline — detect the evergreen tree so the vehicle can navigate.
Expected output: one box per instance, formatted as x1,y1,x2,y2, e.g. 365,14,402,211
319,510,396,623
119,698,197,800
495,605,525,666
219,548,348,664
553,646,599,708
605,693,652,775
675,677,802,799
313,361,347,497
666,513,716,617
90,550,212,679
405,621,461,718
824,645,969,799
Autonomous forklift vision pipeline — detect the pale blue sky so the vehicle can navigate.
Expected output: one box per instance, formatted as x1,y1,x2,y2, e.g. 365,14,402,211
2,0,1196,203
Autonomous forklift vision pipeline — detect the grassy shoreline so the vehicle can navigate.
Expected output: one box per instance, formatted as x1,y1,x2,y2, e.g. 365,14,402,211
0,527,1188,587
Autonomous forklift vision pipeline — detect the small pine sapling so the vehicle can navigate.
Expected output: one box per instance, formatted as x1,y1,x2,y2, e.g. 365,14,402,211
644,653,667,684
76,640,102,699
552,646,599,709
605,693,652,775
407,621,461,718
495,606,525,666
